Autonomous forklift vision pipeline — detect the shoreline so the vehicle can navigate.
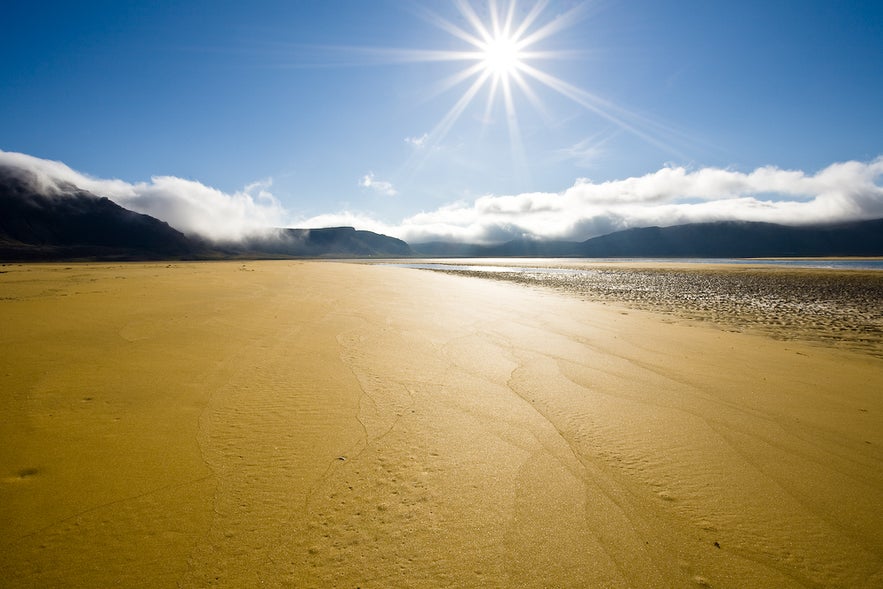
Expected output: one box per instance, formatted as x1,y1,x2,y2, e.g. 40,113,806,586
385,260,883,358
373,256,883,270
2,261,881,587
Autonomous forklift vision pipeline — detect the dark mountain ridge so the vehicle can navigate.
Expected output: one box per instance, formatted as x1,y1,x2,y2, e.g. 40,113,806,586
0,165,202,260
413,219,883,258
2,165,880,260
0,167,411,260
223,227,412,258
577,219,883,258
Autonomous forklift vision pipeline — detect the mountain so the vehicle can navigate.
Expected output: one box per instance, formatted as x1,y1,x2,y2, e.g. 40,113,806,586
3,164,879,261
0,165,203,260
412,238,577,257
0,166,412,260
576,219,883,257
223,227,412,258
413,219,883,258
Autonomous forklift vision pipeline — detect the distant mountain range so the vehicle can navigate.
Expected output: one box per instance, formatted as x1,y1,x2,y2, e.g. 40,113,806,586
2,164,881,260
413,218,883,258
220,227,412,259
0,166,203,260
0,166,410,260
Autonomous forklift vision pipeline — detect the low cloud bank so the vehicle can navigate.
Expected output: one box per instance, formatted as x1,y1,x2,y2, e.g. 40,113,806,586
389,158,883,243
3,149,881,244
0,150,289,242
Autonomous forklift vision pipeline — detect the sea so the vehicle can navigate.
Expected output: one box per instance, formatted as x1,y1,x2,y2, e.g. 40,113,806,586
390,258,883,272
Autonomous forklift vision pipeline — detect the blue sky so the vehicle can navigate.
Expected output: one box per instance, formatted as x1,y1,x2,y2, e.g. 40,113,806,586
2,0,882,242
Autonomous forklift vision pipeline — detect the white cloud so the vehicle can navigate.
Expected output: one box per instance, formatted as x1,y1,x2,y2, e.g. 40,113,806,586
0,150,290,242
3,149,881,245
111,176,290,242
405,133,429,149
359,171,397,196
296,211,398,236
391,158,883,243
556,133,612,168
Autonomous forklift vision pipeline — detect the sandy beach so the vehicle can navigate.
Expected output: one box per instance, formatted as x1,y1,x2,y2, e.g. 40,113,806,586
1,260,881,588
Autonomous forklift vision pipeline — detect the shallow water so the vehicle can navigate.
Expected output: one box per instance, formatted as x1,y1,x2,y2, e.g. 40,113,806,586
396,261,883,357
392,258,883,271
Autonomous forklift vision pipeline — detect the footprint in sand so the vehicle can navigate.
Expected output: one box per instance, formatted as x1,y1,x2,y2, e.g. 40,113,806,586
657,490,676,502
3,467,40,484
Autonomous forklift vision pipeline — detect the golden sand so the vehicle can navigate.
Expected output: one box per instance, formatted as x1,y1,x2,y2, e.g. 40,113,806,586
1,261,881,588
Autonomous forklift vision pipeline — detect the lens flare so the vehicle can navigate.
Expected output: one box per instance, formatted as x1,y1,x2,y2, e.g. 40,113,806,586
481,35,523,78
331,1,692,173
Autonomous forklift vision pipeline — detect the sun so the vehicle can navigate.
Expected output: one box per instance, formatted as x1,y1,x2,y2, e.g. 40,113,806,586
409,0,592,152
388,1,673,171
480,34,524,78
320,0,677,168
404,0,568,152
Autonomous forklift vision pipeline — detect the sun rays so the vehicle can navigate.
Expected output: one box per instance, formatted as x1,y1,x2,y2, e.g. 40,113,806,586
394,0,590,175
306,1,692,176
405,0,686,170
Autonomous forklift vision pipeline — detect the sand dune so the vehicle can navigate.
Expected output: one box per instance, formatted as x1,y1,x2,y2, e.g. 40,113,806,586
1,261,881,587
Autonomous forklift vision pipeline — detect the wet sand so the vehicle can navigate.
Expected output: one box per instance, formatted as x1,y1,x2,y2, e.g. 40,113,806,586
1,261,881,587
428,261,883,357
